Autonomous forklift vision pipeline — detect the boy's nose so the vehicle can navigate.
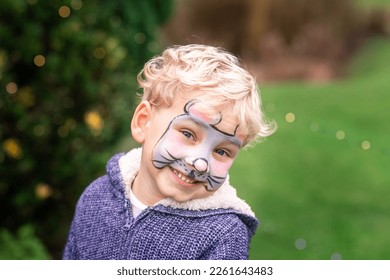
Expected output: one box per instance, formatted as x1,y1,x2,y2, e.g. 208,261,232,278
185,157,209,173
193,158,208,172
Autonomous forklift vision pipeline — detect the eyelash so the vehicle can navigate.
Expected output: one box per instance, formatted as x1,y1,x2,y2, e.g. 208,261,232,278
214,148,231,158
181,130,195,140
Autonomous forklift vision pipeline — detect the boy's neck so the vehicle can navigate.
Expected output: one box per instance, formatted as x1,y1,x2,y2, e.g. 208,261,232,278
132,173,163,206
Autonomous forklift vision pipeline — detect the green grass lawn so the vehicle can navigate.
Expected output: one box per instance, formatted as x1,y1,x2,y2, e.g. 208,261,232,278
357,0,390,8
230,37,390,259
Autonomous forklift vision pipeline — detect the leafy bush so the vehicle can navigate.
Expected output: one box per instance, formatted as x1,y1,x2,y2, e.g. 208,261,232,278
0,225,50,260
0,0,172,258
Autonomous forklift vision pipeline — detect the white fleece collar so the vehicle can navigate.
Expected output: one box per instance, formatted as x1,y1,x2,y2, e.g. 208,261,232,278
118,147,256,218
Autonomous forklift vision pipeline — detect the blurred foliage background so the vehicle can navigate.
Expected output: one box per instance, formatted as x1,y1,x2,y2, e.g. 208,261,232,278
0,0,173,259
1,0,389,259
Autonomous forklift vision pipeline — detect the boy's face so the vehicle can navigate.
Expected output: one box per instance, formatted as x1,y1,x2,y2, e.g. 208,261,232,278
134,95,245,204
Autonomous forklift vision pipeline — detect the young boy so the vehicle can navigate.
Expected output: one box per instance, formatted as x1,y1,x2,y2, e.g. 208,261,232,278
63,44,275,260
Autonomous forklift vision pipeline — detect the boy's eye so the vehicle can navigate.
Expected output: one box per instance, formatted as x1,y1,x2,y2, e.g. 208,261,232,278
215,149,229,157
181,130,194,140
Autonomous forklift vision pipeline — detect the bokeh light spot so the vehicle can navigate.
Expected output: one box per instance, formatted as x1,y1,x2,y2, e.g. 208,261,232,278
134,32,146,44
58,126,69,138
336,130,346,140
310,122,319,132
285,112,296,123
34,55,46,67
93,47,106,59
35,183,53,199
147,41,160,53
85,111,104,134
59,6,71,18
33,125,46,137
6,82,18,94
331,252,342,260
3,138,23,159
71,0,83,10
57,118,76,138
361,140,371,150
17,87,36,107
294,238,307,250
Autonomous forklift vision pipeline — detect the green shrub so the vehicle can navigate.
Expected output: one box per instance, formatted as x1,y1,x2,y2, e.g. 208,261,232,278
0,0,172,258
0,225,50,260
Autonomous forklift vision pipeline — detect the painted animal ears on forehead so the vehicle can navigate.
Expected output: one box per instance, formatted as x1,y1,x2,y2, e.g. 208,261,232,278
184,101,222,126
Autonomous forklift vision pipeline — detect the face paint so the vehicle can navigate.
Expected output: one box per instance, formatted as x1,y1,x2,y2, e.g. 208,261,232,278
152,100,242,191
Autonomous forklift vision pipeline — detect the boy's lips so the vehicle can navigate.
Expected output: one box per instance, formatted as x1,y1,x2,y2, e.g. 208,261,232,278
170,167,201,185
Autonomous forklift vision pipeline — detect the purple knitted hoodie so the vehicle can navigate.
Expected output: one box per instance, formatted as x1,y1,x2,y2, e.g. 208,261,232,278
63,148,258,259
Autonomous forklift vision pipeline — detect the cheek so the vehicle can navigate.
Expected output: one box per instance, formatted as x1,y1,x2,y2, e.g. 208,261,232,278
155,131,187,157
209,160,234,177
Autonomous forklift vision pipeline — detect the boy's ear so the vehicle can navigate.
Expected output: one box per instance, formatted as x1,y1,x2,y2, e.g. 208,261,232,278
131,100,152,144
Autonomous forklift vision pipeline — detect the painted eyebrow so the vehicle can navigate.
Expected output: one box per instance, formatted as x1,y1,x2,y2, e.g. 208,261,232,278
222,136,242,148
189,118,243,148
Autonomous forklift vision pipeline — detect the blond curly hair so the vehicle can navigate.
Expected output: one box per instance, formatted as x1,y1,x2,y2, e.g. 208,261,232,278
137,44,276,147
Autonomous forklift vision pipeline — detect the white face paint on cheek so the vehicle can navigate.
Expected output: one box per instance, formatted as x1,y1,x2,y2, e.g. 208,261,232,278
152,128,184,168
164,131,185,156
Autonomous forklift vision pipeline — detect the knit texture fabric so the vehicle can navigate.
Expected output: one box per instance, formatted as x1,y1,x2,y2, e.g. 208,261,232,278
63,148,259,260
